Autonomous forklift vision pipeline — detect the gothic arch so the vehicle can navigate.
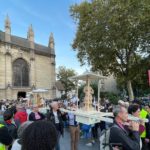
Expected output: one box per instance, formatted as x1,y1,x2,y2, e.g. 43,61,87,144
13,58,29,87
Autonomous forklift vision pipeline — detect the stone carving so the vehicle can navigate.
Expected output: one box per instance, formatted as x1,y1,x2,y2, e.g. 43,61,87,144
83,85,94,111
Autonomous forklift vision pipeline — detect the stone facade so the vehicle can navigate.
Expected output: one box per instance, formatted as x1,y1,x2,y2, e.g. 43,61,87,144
0,16,56,99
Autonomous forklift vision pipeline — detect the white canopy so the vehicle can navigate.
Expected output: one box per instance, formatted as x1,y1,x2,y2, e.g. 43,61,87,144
69,71,106,81
32,89,48,93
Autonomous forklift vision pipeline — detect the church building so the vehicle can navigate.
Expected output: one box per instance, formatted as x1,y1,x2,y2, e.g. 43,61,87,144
0,16,56,100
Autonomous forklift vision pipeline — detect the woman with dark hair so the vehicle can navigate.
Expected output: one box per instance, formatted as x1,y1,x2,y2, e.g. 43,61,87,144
128,104,140,117
128,104,146,150
21,120,57,150
128,104,145,134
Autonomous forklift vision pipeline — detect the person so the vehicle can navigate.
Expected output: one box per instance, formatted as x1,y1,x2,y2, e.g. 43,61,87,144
29,104,45,121
109,105,140,150
21,120,57,150
145,104,150,147
0,110,3,122
145,104,150,115
3,109,17,139
128,104,145,135
1,103,6,111
14,104,28,127
47,101,64,150
118,100,129,108
0,123,13,150
68,103,80,150
2,109,17,150
140,104,150,150
11,121,33,150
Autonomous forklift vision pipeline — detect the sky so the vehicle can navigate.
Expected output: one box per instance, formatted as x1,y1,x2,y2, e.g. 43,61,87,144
0,0,88,74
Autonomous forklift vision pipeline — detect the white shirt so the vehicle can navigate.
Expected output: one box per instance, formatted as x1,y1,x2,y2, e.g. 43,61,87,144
1,105,6,111
11,139,21,150
64,100,68,107
71,96,79,103
53,111,59,124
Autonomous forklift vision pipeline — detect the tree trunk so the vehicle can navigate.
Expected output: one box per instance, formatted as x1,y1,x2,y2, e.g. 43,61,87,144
127,80,134,101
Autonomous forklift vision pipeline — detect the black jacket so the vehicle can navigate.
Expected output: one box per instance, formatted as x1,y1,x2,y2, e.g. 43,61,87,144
145,114,150,139
29,112,45,121
4,122,18,140
109,122,140,150
0,124,13,146
46,110,64,136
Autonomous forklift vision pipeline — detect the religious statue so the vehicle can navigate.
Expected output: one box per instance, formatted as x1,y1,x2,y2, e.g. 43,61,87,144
83,85,94,111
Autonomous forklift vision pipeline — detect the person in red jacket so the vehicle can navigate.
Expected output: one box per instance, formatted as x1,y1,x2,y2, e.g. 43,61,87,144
14,104,28,127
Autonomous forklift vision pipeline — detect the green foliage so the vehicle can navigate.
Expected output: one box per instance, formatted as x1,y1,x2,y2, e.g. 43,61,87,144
78,81,119,104
57,66,77,96
117,57,150,97
70,0,150,100
101,92,120,105
78,84,85,101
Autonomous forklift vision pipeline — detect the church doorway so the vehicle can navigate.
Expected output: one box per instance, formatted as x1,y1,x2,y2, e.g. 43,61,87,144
17,91,26,99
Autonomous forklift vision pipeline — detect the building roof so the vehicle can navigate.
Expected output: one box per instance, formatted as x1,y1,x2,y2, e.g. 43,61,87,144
0,31,55,57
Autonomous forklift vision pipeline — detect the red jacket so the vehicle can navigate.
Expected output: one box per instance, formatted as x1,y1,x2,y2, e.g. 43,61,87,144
14,111,28,126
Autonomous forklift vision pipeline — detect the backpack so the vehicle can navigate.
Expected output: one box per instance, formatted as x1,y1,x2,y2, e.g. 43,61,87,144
100,128,111,150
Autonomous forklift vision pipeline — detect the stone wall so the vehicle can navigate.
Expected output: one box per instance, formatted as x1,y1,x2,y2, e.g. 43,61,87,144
0,43,56,100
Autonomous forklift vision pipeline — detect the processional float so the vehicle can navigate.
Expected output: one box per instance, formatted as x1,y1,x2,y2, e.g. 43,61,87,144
60,71,149,124
27,89,48,107
60,71,114,125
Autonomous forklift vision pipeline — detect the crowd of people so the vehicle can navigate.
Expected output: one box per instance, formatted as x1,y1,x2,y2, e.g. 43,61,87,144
0,98,150,150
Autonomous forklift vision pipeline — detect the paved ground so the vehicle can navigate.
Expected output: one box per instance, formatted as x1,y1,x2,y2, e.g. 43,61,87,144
60,128,99,150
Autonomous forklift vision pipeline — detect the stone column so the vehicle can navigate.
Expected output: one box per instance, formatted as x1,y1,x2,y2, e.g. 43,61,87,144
50,56,56,99
5,46,12,99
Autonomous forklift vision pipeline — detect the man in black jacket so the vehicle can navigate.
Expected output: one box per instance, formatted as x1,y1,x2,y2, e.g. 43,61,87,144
47,101,64,150
109,105,140,150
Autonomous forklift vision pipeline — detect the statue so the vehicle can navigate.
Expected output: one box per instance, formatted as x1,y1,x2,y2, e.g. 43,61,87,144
83,85,94,111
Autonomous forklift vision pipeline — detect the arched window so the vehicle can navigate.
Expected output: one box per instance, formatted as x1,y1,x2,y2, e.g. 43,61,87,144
13,58,29,87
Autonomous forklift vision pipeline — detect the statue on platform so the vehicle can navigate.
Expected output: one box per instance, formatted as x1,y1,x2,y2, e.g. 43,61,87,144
83,85,94,111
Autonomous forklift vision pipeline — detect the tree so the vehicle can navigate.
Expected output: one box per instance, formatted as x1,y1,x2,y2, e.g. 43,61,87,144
70,0,150,100
57,66,77,97
117,57,150,97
